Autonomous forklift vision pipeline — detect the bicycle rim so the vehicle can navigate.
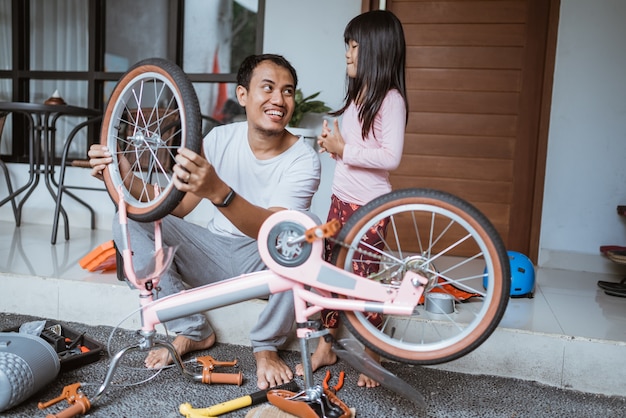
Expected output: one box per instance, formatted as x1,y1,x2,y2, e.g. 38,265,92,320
334,188,510,365
101,58,201,222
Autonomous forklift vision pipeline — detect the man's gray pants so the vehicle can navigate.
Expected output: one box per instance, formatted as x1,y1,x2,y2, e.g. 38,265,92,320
112,214,295,353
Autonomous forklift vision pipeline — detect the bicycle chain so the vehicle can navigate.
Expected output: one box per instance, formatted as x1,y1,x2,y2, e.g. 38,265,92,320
326,235,438,287
326,236,391,263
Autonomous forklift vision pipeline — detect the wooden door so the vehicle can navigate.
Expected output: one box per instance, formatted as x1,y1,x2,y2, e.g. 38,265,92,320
377,0,558,260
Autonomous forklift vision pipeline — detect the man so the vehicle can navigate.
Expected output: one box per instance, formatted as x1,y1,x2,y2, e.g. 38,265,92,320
88,54,321,390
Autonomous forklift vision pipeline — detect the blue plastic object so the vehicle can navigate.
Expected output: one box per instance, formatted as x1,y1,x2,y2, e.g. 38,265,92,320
483,251,535,298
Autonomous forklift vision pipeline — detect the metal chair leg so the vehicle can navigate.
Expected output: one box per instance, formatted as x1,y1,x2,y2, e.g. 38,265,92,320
0,160,18,223
51,115,105,244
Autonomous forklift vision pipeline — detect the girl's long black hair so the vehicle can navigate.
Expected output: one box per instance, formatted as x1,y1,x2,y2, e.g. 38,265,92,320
330,10,408,139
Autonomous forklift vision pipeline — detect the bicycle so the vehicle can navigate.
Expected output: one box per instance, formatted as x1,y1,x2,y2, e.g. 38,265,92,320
41,58,510,418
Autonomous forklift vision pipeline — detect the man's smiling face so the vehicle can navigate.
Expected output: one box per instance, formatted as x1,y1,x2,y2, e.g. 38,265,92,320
236,60,296,135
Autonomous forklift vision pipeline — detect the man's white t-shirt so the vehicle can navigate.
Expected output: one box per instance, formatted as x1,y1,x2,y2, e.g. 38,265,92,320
203,121,321,237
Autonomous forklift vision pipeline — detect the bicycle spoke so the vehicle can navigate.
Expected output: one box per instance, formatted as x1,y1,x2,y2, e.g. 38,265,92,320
335,189,509,364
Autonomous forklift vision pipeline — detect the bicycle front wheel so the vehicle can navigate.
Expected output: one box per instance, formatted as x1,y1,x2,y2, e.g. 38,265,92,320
101,58,202,222
332,188,510,365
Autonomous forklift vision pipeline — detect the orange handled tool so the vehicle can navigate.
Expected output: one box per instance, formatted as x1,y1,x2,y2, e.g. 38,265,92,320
323,370,345,394
44,401,90,418
197,355,243,385
38,382,91,418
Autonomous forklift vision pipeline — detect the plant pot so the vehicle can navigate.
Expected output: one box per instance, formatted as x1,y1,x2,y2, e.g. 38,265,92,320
287,127,316,137
287,127,317,148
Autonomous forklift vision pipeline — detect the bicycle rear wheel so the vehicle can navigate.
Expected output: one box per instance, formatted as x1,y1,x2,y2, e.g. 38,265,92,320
101,58,202,222
332,188,510,365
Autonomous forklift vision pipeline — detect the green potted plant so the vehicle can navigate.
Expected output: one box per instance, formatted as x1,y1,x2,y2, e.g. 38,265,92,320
289,89,331,128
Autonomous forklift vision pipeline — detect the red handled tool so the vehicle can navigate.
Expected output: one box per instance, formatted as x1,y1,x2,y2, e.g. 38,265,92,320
323,370,345,394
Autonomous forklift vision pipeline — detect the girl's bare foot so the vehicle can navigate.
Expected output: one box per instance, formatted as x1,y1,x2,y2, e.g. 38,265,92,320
144,333,216,369
357,348,381,388
357,373,381,388
255,350,293,390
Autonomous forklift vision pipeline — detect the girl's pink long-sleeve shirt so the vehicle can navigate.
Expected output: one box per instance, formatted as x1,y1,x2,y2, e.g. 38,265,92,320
332,89,406,205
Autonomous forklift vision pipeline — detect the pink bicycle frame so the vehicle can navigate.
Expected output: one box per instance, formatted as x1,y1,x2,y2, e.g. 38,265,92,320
116,190,427,341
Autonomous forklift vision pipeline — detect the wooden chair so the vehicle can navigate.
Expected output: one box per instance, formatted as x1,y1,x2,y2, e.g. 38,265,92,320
201,114,222,137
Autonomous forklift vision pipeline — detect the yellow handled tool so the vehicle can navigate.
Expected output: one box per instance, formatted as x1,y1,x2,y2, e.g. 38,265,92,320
179,380,299,417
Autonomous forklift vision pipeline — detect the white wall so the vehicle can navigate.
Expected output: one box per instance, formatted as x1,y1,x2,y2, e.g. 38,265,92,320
3,0,625,275
263,0,361,219
264,0,359,113
538,0,626,272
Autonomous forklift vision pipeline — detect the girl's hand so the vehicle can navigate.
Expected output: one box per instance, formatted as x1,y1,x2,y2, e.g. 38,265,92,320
317,119,329,154
317,119,344,158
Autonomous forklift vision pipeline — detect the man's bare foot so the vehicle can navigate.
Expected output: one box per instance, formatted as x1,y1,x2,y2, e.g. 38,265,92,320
295,339,337,376
255,350,293,390
357,348,381,388
144,333,216,369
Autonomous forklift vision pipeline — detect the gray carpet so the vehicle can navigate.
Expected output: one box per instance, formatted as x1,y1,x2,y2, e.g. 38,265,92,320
1,313,625,418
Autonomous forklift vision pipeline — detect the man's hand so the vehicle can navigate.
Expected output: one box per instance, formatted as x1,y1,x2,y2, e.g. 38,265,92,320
88,143,132,184
88,144,112,181
173,147,229,204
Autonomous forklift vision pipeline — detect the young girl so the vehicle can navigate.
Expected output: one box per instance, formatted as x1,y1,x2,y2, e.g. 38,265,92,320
296,9,408,388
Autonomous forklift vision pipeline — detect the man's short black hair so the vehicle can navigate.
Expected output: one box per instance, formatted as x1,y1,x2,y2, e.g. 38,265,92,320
236,54,298,90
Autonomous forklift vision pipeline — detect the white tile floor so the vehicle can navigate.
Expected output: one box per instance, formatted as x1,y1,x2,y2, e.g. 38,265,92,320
0,221,120,285
1,220,625,395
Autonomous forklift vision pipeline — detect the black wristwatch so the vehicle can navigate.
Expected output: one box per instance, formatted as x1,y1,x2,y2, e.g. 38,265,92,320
213,187,236,207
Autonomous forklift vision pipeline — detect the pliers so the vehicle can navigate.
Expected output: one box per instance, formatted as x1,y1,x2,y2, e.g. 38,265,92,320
323,370,345,394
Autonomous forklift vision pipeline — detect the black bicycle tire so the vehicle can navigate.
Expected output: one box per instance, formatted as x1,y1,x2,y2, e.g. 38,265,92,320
100,57,202,221
332,188,510,365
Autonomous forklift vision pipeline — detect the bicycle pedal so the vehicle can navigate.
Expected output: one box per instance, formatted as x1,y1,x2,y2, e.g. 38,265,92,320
267,388,351,418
